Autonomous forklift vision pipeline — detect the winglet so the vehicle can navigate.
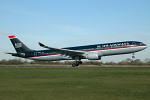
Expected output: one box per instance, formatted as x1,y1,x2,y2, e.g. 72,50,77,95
38,42,45,47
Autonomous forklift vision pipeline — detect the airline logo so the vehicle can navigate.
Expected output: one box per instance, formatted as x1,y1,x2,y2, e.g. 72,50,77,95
15,43,22,48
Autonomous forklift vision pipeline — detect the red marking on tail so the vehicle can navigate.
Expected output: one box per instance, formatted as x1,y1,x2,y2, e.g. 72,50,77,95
8,35,17,39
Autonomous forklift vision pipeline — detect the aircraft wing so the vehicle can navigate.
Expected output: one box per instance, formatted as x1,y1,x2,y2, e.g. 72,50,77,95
38,42,85,57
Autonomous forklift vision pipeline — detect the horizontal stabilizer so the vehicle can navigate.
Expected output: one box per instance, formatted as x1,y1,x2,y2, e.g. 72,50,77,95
5,52,15,54
6,52,25,57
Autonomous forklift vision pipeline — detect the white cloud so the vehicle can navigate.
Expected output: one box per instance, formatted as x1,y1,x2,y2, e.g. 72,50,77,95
0,30,10,35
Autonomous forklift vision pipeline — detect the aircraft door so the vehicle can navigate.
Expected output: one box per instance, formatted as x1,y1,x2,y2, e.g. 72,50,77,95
34,52,38,57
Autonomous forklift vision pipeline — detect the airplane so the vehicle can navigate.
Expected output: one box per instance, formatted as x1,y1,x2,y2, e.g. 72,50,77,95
7,35,147,67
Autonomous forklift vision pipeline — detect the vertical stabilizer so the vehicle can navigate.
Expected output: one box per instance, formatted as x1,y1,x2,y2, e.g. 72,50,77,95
8,35,32,53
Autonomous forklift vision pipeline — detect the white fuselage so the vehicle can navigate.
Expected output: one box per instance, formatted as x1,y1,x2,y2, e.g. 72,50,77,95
27,44,147,61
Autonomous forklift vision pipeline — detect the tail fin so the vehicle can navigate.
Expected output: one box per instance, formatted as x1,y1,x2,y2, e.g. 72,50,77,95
8,35,32,53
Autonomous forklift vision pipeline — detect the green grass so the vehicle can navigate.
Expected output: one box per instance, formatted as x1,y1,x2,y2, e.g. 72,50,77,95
0,68,150,100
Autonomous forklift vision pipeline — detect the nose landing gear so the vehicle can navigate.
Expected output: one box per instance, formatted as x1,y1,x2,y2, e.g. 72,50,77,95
132,53,135,59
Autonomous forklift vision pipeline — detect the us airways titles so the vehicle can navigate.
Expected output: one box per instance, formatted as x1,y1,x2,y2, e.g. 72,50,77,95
97,42,130,48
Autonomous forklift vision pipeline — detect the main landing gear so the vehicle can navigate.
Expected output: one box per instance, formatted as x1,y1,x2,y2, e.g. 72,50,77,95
72,61,82,67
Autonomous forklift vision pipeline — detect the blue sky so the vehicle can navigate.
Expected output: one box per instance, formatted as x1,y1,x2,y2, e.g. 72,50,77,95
0,0,150,62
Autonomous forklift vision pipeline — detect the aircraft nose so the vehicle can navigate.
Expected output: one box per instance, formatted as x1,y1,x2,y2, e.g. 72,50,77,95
145,45,148,48
143,45,148,49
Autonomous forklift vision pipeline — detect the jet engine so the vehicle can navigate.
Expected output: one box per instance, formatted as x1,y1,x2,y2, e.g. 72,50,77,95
86,52,101,60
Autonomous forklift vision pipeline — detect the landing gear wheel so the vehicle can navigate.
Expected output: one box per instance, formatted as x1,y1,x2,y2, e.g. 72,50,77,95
132,56,135,59
79,61,82,64
72,63,76,67
75,61,79,66
72,61,82,67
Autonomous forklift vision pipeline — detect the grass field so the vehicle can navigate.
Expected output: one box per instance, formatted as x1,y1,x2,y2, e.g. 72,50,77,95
0,68,150,100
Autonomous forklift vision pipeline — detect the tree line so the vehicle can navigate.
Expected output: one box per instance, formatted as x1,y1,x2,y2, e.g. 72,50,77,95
0,58,150,65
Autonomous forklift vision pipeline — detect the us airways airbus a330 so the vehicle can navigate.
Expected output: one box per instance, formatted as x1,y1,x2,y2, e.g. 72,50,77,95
7,35,147,67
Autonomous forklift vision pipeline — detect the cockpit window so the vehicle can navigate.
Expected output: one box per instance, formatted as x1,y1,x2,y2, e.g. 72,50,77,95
140,42,144,45
132,42,145,46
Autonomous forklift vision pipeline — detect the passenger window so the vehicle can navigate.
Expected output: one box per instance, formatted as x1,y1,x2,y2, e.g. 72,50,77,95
132,42,136,46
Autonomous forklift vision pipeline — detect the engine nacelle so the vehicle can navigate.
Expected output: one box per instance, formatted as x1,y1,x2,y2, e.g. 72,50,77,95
86,52,101,60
